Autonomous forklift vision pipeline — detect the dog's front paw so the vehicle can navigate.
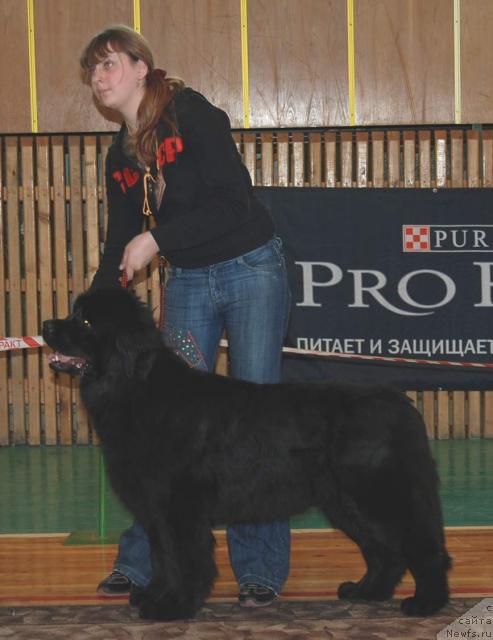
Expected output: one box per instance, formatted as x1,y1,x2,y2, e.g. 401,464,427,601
337,580,391,602
138,593,198,621
129,584,146,608
337,581,362,600
401,595,448,617
138,597,172,621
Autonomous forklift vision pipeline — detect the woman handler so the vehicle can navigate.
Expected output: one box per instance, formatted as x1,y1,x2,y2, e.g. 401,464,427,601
80,25,291,607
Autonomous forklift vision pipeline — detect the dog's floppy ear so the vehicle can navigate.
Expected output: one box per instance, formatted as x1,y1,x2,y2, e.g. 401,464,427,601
115,333,157,380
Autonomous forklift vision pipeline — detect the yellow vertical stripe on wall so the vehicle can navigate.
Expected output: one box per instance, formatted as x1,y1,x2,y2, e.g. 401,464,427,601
27,0,38,132
454,0,461,124
133,0,141,33
240,0,250,128
347,0,356,126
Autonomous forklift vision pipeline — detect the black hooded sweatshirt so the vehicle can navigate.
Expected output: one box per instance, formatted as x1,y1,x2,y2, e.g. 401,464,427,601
91,87,274,289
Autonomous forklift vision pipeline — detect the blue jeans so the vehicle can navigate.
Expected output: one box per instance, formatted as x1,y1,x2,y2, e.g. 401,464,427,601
114,236,291,595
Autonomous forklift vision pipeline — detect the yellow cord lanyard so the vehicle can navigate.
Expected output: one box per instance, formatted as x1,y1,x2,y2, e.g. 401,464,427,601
142,166,156,216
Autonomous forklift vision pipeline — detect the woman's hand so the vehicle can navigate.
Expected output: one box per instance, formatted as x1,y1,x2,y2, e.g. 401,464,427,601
119,231,159,280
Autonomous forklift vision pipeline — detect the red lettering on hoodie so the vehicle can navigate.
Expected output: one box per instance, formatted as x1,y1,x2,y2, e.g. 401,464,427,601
157,136,184,169
112,135,182,195
112,168,141,194
123,167,140,187
112,170,127,194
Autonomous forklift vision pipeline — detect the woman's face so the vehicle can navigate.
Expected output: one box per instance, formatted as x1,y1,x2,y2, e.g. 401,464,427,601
89,45,147,114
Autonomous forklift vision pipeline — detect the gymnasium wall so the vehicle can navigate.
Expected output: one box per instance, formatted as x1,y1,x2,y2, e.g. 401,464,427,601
1,0,493,133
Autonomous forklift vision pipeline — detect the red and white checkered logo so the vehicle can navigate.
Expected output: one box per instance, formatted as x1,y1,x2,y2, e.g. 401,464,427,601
403,225,430,252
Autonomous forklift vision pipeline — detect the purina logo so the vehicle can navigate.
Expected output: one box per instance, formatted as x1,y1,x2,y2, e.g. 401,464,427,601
403,226,431,251
403,225,493,252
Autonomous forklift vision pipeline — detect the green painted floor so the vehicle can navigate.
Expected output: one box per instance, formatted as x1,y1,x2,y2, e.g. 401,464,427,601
0,440,492,536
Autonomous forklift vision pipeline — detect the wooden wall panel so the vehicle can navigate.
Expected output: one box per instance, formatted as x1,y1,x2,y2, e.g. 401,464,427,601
0,1,31,133
248,0,348,127
355,0,454,125
2,0,493,132
461,0,493,124
34,0,132,132
141,0,243,128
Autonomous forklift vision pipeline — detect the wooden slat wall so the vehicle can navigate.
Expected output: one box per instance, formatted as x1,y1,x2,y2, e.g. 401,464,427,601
1,135,99,445
22,139,41,444
6,138,25,444
1,128,493,444
52,137,72,445
37,137,57,445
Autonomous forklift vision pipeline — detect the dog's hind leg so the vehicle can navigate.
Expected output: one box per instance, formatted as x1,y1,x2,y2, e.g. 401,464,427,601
400,517,451,616
400,547,450,616
337,539,406,602
320,494,406,602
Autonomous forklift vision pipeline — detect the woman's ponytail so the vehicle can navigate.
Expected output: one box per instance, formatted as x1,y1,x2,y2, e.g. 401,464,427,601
132,69,185,166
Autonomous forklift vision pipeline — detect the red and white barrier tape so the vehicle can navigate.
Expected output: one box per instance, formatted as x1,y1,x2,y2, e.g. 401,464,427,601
0,336,45,352
218,339,493,370
1,334,492,370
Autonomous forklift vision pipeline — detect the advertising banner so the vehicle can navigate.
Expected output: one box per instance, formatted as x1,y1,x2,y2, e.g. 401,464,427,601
256,187,493,389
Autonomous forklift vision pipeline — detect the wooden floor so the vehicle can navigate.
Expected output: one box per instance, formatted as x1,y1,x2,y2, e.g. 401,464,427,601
0,527,492,607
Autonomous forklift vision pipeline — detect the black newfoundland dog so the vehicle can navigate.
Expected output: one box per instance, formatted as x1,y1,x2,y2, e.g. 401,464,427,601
43,289,451,621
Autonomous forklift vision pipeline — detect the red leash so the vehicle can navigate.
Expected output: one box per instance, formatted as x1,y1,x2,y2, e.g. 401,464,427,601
119,269,129,290
119,258,167,332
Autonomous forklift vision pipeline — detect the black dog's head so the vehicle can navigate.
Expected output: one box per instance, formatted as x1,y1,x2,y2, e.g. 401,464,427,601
42,289,162,378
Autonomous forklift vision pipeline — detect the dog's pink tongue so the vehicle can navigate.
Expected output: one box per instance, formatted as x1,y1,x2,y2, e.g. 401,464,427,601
49,352,84,365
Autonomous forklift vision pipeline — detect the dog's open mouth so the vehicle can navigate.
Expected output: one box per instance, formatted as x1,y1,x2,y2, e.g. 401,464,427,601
48,352,88,376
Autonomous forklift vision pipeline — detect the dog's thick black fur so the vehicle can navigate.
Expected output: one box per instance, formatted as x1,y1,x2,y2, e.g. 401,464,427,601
43,289,451,621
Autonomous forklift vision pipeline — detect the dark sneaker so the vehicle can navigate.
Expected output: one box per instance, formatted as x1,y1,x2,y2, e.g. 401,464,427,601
96,570,132,596
238,583,277,607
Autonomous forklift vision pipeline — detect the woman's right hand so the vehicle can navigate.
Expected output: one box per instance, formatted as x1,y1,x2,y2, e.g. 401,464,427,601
119,231,159,280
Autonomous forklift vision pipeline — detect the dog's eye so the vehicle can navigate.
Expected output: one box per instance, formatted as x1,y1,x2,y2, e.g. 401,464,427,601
83,319,91,328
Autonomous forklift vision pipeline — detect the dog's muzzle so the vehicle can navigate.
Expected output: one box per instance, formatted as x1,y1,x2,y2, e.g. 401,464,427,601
48,352,90,377
43,318,91,377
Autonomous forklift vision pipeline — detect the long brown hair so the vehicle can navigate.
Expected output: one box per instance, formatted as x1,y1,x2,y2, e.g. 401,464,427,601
80,25,184,165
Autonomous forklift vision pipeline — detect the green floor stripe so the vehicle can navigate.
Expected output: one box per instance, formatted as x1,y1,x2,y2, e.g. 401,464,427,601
0,440,492,536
